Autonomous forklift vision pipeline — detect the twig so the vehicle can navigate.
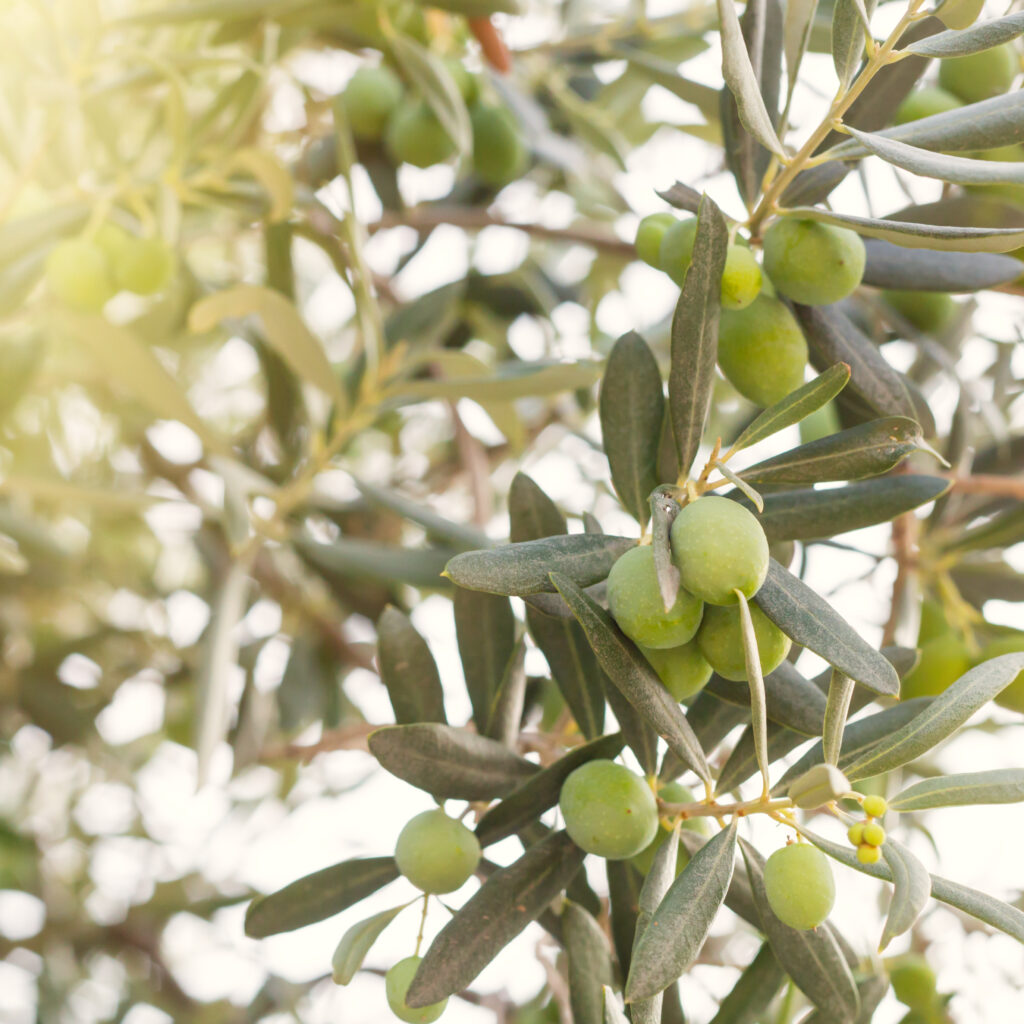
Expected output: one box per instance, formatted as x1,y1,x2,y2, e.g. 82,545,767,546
946,473,1024,500
259,721,378,762
448,400,491,528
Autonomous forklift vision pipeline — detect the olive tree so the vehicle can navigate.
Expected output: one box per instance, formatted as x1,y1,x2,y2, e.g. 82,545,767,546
2,0,1024,1022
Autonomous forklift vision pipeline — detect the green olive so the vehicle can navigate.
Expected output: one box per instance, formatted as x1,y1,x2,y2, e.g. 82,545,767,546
938,43,1018,104
659,219,762,308
606,545,704,650
762,218,866,306
114,236,175,296
980,633,1024,713
343,65,405,141
559,759,658,860
386,101,456,168
658,217,697,284
635,213,677,267
641,641,713,701
889,955,939,1011
799,400,841,444
45,238,116,312
900,634,971,700
883,290,956,333
894,87,962,125
445,59,478,105
718,294,808,407
670,497,769,606
696,602,791,681
386,956,448,1023
763,843,835,930
394,809,481,893
470,102,526,186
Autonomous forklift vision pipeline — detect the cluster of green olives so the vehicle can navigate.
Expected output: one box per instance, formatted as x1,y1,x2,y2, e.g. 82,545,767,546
846,794,887,865
763,842,835,930
382,808,482,1021
342,63,526,185
606,496,788,699
634,213,866,406
44,224,175,313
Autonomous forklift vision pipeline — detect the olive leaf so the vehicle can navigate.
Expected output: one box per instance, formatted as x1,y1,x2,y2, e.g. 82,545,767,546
822,669,855,766
295,536,456,590
564,901,616,1024
889,768,1024,811
331,903,409,985
607,859,645,978
650,488,682,611
455,587,516,728
355,480,490,550
754,559,900,696
707,943,786,1024
669,194,729,475
484,637,527,747
934,0,984,30
368,723,538,800
783,0,820,102
600,332,664,525
906,10,1024,55
603,987,631,1024
706,660,827,737
861,238,1024,292
407,831,586,1007
376,607,447,725
244,857,400,938
833,0,876,92
626,820,738,1002
879,840,931,952
550,572,711,783
735,592,770,793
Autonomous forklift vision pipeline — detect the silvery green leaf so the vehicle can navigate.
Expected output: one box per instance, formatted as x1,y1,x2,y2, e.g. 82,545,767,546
377,607,447,726
879,840,931,951
716,0,787,157
626,820,738,1001
565,901,615,1024
844,126,1024,186
844,653,1024,779
331,904,408,985
833,0,876,91
657,181,703,213
784,0,821,99
650,489,682,612
890,768,1024,811
604,987,631,1024
455,587,516,729
782,205,1024,252
925,5,1020,43
707,943,786,1024
788,764,851,809
736,592,770,791
484,638,527,747
862,238,1023,292
823,669,855,766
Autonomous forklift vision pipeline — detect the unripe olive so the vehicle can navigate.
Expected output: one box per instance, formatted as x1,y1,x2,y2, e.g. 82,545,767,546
862,794,888,818
889,955,939,1011
917,599,948,645
982,633,1024,713
94,222,132,264
883,289,956,333
343,65,405,141
670,497,769,606
847,822,865,846
658,217,697,284
894,87,962,125
799,400,840,444
938,43,1018,103
641,641,713,701
395,809,481,893
470,102,526,186
606,545,704,650
559,760,658,860
900,634,971,700
659,219,762,308
857,843,882,864
445,59,478,105
114,236,175,296
862,822,886,846
718,294,808,407
629,822,692,876
386,101,456,168
635,213,677,267
696,602,791,681
386,956,448,1023
45,238,115,312
763,844,835,930
762,218,866,306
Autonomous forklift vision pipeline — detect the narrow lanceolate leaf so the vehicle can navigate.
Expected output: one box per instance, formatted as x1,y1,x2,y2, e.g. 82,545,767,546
603,675,661,777
376,608,447,725
669,194,729,475
845,126,1024,186
604,987,631,1024
707,943,786,1024
807,830,1024,944
295,537,456,589
755,559,900,696
475,733,625,847
650,489,682,611
906,10,1024,55
484,638,527,746
445,534,634,596
708,660,827,737
783,0,820,100
331,904,408,985
823,670,855,766
527,608,607,740
716,0,786,156
626,820,738,1002
879,840,931,951
368,724,537,800
189,285,345,404
729,363,851,453
407,831,586,1007
564,901,616,1024
736,593,770,794
244,857,400,938
783,206,1024,253
942,503,1024,554
740,841,860,1021
833,0,876,91
890,768,1024,811
600,332,664,525
607,860,645,978
509,471,567,542
633,831,680,1021
844,653,1024,780
455,587,516,729
354,481,489,550
752,476,951,542
550,573,711,783
739,418,924,486
657,181,703,213
795,305,916,421
861,239,1023,292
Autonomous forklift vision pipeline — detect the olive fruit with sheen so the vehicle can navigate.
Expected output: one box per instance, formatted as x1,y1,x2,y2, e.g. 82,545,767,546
762,218,866,306
641,641,713,701
658,217,762,309
45,238,116,312
114,236,175,296
763,843,835,930
386,101,456,168
717,294,808,406
670,497,769,606
894,87,961,125
342,66,405,140
900,634,971,700
883,289,955,334
938,43,1018,103
394,809,481,893
559,760,658,860
890,956,940,1011
470,102,526,186
607,545,703,649
696,603,791,682
982,633,1024,713
386,956,448,1023
635,213,677,267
